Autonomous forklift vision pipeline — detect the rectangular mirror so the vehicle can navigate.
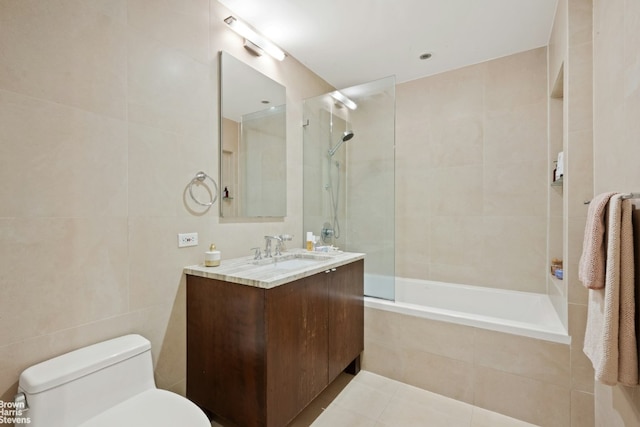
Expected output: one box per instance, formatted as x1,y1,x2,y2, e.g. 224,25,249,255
219,51,287,218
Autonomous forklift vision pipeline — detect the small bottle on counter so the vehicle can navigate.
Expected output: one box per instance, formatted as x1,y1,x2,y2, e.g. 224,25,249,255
205,243,221,267
306,232,314,251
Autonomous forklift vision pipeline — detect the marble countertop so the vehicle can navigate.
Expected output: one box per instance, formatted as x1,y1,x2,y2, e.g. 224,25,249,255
184,249,365,289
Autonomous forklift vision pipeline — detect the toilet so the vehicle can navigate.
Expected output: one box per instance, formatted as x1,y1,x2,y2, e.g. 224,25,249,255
14,334,210,427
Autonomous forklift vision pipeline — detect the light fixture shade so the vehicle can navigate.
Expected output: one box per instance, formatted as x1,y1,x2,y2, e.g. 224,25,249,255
224,16,286,61
330,91,358,110
243,39,264,57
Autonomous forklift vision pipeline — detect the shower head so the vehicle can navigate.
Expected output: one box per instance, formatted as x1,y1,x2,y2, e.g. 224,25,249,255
328,130,355,157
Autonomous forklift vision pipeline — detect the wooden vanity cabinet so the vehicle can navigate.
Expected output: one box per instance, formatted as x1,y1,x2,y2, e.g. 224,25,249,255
186,259,363,427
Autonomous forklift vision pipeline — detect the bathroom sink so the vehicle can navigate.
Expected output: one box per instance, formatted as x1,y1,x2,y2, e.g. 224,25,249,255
250,253,333,272
264,258,321,270
252,253,332,271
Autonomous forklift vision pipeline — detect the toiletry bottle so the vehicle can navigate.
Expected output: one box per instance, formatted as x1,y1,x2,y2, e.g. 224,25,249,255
205,243,221,267
306,232,313,251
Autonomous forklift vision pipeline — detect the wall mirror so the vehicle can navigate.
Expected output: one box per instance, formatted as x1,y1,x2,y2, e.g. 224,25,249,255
219,51,287,218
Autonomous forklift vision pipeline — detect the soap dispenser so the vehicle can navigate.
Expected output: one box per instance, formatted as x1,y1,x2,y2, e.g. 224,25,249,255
205,243,221,267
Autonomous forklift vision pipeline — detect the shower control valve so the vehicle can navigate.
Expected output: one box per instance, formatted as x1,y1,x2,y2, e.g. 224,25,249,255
321,224,334,242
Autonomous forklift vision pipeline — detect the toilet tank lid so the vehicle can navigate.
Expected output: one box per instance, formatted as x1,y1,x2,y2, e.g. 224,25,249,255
19,334,151,394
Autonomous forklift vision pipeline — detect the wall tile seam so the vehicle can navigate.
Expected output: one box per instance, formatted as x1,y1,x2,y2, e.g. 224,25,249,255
126,100,212,126
0,88,128,124
483,98,550,116
567,39,594,55
0,308,137,351
368,330,572,387
476,361,573,387
471,362,573,390
126,17,212,67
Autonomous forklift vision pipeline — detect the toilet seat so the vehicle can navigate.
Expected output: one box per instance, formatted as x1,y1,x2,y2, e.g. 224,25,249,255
79,389,209,427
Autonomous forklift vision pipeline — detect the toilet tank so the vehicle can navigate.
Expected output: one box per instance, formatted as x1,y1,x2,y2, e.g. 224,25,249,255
16,334,156,427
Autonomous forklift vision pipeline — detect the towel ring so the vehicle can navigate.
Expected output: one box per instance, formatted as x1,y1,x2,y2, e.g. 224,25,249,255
188,171,218,207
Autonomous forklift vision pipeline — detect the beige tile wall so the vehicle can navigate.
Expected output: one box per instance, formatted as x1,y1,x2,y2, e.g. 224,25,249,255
363,307,572,426
371,4,602,425
396,47,549,293
0,0,333,401
592,0,640,424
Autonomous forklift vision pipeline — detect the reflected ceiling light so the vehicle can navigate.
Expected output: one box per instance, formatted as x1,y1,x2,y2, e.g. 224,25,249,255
330,91,358,110
224,16,286,61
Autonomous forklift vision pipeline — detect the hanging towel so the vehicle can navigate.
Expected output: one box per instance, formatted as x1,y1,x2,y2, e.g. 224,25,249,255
583,195,638,386
579,192,618,289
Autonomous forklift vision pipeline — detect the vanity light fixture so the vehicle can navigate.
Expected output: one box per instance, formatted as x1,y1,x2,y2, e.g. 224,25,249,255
244,39,264,57
224,16,286,61
330,91,358,110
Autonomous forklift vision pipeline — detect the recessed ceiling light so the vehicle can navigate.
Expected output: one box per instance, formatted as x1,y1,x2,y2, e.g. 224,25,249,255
419,52,433,60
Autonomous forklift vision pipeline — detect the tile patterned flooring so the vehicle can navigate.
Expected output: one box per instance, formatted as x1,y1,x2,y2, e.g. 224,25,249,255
211,370,539,427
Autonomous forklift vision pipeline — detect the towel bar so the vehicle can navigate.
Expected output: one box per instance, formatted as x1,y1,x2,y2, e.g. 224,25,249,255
584,192,640,204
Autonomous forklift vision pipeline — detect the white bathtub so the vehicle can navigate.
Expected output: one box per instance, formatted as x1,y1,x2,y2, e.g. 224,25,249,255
364,277,570,344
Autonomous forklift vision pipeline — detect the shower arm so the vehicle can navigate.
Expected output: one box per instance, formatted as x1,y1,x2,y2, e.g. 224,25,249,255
328,139,346,157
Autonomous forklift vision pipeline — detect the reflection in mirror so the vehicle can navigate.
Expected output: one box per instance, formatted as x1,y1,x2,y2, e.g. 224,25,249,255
219,51,287,218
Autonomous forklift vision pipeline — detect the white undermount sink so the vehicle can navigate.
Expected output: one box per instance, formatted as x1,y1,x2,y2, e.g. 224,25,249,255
251,253,333,271
262,258,321,270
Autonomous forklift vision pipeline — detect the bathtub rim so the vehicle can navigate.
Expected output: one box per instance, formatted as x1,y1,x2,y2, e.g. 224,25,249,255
364,296,571,345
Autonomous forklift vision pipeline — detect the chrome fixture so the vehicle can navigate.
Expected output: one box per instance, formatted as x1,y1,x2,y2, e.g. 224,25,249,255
321,222,335,242
224,16,285,61
250,247,262,260
584,192,640,204
330,91,357,110
188,171,218,207
328,130,355,157
278,234,293,251
326,131,355,241
321,130,354,243
14,392,28,414
264,235,283,257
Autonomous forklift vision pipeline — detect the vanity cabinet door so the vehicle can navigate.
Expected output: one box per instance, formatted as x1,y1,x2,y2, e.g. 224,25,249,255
186,276,267,427
328,260,364,381
265,274,329,427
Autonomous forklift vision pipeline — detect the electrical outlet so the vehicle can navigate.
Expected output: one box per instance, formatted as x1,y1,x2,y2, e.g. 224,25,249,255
178,232,198,248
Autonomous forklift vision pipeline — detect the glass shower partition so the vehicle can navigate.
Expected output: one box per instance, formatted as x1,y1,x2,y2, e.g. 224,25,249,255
303,76,395,300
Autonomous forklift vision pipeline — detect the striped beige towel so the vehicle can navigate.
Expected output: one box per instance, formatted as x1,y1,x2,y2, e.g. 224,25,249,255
583,195,638,386
579,192,617,289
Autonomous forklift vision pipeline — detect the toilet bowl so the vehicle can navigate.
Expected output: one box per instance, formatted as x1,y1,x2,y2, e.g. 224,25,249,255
14,334,210,427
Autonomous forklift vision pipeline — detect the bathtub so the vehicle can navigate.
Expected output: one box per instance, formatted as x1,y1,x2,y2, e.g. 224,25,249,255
364,277,570,344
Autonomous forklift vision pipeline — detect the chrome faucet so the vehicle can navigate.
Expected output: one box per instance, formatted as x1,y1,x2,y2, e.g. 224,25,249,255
250,247,262,260
264,235,283,257
278,234,293,251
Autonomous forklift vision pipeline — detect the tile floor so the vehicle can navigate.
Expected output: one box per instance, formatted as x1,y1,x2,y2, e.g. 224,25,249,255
211,370,539,427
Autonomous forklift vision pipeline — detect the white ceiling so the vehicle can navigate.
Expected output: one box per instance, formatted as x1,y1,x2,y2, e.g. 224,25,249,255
218,0,559,89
